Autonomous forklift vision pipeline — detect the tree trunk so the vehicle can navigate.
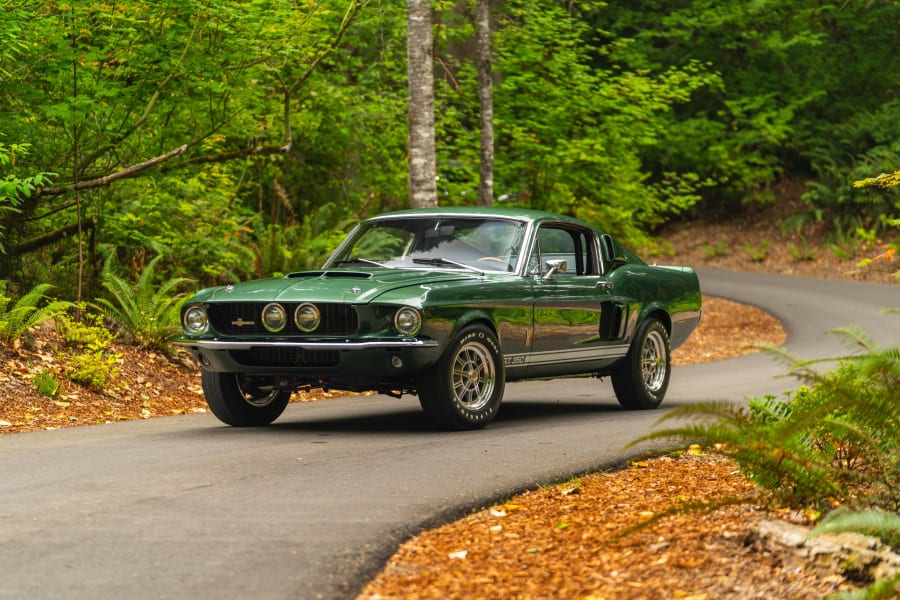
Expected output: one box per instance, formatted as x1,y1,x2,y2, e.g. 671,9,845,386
476,0,494,206
406,0,438,208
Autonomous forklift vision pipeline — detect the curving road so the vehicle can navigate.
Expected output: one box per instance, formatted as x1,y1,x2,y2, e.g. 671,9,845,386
1,269,897,599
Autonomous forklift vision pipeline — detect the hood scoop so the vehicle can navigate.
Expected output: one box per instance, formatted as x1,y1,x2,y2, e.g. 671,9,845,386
286,270,373,279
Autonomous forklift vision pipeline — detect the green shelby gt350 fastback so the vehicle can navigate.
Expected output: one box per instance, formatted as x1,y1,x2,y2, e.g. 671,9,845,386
176,207,702,430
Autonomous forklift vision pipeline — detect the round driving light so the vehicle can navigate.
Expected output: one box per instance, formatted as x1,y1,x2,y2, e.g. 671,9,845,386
294,303,321,332
183,306,209,334
394,307,422,336
261,303,287,332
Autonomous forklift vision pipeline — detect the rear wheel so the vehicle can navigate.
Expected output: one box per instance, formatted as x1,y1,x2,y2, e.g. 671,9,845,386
612,317,670,410
201,370,291,426
418,325,505,430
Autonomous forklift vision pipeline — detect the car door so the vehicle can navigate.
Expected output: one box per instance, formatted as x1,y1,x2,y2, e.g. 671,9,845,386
525,223,631,378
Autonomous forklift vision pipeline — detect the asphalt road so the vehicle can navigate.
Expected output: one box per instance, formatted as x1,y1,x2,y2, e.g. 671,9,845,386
1,269,897,599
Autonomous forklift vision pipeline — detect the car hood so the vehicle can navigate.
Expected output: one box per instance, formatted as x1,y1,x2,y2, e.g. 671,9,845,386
190,268,484,304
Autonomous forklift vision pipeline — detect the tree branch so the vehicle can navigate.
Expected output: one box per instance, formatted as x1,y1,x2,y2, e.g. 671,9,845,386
12,217,97,255
39,145,188,197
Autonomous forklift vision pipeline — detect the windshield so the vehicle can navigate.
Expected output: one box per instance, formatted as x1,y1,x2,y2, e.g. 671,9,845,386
327,216,528,273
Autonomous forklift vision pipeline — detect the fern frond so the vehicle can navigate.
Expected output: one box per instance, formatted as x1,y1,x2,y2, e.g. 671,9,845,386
755,342,803,369
95,254,194,350
828,325,877,354
811,509,900,539
0,282,72,346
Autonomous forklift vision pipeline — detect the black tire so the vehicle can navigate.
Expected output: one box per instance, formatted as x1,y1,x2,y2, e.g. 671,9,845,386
201,370,291,426
612,317,671,410
418,325,505,430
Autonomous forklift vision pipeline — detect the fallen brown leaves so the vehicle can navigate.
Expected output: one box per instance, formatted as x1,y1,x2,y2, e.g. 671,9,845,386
673,296,784,366
358,453,847,600
0,327,335,433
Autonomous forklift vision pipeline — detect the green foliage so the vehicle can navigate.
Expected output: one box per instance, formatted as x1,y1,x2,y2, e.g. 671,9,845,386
67,349,121,390
57,304,120,391
811,509,900,548
800,101,900,239
700,240,730,258
0,280,73,348
787,235,816,262
58,306,116,352
32,369,60,398
251,214,352,277
93,254,193,351
485,2,719,247
2,0,898,290
0,140,54,254
853,169,900,280
598,0,899,220
1,0,378,293
630,322,900,512
741,239,770,263
102,173,261,286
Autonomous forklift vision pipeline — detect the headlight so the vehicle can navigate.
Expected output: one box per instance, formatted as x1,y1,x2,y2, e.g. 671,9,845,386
294,303,321,332
394,306,422,336
183,305,209,335
261,303,287,332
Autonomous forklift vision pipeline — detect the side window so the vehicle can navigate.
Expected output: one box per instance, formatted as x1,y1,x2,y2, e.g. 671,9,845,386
529,226,598,276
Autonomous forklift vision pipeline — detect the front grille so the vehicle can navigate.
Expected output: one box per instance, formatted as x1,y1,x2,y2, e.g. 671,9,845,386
229,348,340,368
209,303,358,336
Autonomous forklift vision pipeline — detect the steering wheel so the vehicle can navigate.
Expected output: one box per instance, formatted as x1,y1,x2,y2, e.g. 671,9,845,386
478,256,513,272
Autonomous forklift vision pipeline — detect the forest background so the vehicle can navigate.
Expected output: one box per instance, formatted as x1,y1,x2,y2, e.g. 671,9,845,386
1,0,898,306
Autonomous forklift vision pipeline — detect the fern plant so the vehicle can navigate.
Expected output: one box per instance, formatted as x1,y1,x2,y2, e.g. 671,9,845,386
629,322,899,512
0,280,73,348
93,255,193,352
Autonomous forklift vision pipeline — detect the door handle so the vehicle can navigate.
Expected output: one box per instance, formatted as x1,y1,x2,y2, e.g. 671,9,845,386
595,281,613,291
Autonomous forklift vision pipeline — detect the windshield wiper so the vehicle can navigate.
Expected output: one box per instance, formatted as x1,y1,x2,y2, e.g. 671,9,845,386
332,258,384,267
412,257,483,274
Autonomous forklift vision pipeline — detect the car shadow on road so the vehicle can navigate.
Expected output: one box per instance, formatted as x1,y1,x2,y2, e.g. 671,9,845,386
212,397,669,436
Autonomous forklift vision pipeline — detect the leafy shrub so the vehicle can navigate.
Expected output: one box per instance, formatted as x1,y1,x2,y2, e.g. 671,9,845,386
700,240,730,258
57,306,116,351
67,349,121,390
32,369,60,398
742,240,770,263
0,280,73,348
787,235,816,262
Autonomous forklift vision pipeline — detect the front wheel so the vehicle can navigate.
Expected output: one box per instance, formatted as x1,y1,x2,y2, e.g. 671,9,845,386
612,317,671,410
418,325,505,430
201,370,291,426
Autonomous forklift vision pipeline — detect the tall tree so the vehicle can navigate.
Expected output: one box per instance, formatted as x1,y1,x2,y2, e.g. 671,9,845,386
406,0,438,208
475,0,493,206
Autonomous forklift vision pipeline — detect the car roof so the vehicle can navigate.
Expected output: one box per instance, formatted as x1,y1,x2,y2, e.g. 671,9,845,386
368,206,594,229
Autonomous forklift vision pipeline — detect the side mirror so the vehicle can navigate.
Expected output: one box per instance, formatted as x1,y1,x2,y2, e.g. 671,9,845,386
543,259,567,280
